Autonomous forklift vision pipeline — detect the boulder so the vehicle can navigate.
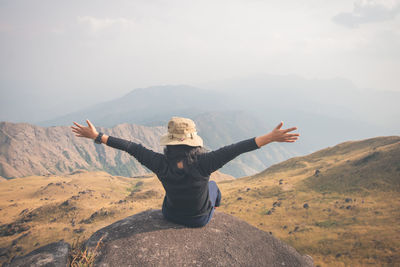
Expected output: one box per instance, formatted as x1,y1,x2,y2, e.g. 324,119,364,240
4,241,70,267
86,209,313,267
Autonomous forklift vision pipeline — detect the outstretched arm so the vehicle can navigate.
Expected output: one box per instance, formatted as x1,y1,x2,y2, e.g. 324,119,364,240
70,120,167,175
197,121,299,176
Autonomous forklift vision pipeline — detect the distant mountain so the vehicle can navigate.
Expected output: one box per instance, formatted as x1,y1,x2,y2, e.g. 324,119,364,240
0,120,297,178
38,85,228,128
38,84,306,176
32,78,399,176
193,111,297,176
39,79,398,155
199,74,400,129
199,74,399,152
0,122,164,179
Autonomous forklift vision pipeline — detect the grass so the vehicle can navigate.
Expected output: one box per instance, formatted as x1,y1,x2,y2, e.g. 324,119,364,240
314,218,358,228
216,137,400,266
0,171,163,265
1,136,399,266
301,140,400,194
126,181,144,193
69,236,104,267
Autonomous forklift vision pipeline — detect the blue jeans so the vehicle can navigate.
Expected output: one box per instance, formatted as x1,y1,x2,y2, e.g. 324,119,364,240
162,180,221,227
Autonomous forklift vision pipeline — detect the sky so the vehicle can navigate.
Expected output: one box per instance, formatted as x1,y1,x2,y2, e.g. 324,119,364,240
0,0,399,122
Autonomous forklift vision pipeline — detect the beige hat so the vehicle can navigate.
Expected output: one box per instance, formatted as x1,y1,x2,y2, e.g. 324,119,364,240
160,117,203,147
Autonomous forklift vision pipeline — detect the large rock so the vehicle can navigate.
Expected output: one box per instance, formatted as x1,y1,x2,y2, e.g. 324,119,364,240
4,241,70,267
86,210,313,267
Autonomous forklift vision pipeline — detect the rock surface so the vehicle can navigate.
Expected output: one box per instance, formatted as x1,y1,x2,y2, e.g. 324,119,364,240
4,241,70,267
86,209,313,267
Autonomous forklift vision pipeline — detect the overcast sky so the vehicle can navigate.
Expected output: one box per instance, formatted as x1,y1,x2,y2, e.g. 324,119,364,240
1,0,399,122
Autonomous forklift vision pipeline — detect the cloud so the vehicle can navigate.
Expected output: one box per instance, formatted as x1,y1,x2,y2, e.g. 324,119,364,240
77,16,135,32
333,0,400,27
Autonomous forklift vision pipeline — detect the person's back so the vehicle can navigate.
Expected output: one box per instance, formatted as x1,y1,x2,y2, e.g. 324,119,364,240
161,145,211,218
71,116,299,227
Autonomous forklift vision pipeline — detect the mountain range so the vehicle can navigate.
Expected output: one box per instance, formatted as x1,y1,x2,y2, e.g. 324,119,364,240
0,122,164,179
0,119,294,178
38,75,399,154
2,75,399,177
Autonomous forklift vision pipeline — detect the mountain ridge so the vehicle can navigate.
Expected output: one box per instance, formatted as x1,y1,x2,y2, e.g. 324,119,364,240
35,83,398,160
256,136,400,176
0,121,164,179
0,118,298,178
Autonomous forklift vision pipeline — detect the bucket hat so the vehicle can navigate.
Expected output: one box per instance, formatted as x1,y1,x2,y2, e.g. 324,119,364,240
160,117,203,147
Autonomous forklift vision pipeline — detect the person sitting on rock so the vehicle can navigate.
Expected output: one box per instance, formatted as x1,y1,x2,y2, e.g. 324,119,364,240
71,117,299,227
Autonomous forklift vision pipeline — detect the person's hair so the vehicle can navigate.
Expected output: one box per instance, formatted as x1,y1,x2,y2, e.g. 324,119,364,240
164,145,207,165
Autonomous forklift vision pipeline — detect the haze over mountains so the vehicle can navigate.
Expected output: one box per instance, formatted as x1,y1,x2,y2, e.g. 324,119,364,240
1,75,398,178
39,75,399,153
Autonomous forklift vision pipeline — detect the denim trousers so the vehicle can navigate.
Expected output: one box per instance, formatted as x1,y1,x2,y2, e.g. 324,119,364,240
162,180,221,227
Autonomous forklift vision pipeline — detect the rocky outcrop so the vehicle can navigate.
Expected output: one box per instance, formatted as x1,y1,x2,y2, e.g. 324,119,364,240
85,210,313,267
4,241,70,267
0,122,165,178
4,210,313,266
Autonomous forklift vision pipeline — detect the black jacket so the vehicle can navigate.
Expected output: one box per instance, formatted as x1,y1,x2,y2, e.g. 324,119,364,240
106,136,260,219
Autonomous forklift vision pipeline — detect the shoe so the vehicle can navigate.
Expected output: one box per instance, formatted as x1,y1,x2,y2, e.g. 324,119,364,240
215,189,221,207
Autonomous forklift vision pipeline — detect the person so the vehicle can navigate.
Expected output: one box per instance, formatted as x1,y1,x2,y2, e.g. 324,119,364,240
70,117,299,227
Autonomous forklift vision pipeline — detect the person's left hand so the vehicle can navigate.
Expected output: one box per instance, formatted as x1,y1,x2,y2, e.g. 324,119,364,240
71,119,99,139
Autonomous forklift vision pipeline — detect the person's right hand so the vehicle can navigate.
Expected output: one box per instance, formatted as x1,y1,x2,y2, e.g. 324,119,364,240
70,119,99,140
268,122,299,143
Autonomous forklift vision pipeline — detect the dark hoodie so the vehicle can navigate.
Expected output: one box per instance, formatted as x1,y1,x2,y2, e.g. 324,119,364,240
106,136,259,219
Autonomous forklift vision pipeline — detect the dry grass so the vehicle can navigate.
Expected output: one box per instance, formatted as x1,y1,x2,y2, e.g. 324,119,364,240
69,236,104,267
0,171,164,265
1,136,399,266
217,136,400,266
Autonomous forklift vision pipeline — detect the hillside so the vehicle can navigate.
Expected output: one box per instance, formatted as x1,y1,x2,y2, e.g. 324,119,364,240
256,136,400,193
0,122,165,178
0,136,399,266
217,136,400,266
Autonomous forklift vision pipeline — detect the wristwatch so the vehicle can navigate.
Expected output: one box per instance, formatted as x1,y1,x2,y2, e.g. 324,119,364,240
94,132,104,144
